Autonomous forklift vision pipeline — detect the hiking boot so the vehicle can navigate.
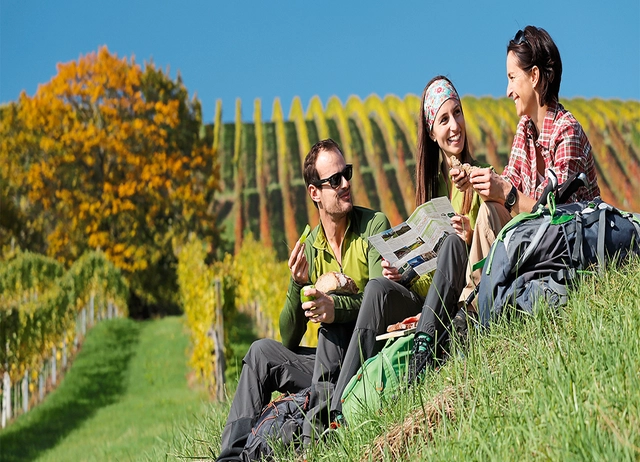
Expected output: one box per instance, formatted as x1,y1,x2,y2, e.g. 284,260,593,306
329,410,346,430
452,308,468,343
452,307,478,345
321,410,346,440
408,334,434,385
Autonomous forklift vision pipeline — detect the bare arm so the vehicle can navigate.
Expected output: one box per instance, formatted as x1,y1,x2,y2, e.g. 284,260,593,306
470,167,536,215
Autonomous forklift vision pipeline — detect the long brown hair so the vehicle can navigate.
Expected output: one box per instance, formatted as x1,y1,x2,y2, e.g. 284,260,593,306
415,75,474,215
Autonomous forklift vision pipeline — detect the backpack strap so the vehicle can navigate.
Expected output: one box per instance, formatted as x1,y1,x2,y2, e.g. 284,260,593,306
596,206,609,274
380,348,400,392
511,217,551,275
472,257,486,273
548,268,574,306
624,212,640,247
486,207,546,276
571,210,585,269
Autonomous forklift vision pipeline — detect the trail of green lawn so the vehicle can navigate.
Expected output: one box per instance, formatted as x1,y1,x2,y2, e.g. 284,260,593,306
0,316,209,462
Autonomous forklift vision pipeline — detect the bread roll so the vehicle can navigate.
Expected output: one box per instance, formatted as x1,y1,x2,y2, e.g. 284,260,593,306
314,271,359,295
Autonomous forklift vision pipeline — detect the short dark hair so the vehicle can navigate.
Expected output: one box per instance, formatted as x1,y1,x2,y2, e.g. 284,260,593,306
507,25,562,106
303,138,344,188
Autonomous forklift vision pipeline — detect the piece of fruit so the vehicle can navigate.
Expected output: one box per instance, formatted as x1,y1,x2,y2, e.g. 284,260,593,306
298,224,311,244
300,285,315,304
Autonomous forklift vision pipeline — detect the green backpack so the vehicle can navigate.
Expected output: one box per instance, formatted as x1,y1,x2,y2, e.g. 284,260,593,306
340,333,414,423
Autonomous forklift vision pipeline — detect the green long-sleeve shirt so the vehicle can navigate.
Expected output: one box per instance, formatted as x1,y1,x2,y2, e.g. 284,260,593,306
279,206,390,350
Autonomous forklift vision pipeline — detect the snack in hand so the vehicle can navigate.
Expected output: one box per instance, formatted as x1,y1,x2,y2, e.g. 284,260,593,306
450,156,480,175
300,285,315,304
298,224,311,244
314,271,359,295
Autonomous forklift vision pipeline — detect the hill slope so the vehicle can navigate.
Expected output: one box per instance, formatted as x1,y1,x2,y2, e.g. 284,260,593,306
168,258,640,461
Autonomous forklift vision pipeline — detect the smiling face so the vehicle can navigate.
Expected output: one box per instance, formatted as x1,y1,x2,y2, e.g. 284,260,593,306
506,50,538,118
430,98,466,159
309,148,353,219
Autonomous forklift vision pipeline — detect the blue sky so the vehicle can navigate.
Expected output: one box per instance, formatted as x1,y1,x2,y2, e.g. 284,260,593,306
1,0,639,123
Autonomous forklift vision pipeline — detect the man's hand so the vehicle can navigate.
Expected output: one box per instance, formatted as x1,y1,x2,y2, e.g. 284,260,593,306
288,241,309,285
451,214,473,244
381,259,401,282
301,287,335,323
470,168,510,203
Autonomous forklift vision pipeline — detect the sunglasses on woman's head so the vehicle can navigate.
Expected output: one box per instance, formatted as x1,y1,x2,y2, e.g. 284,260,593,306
314,164,353,189
514,29,528,46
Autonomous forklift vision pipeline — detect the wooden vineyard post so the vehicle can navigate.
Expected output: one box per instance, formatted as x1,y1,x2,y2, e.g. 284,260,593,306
81,307,87,337
89,293,95,327
63,338,67,370
51,346,57,386
213,279,226,402
22,369,29,414
2,369,10,428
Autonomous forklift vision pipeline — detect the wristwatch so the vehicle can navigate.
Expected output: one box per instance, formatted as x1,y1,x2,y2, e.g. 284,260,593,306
505,185,518,213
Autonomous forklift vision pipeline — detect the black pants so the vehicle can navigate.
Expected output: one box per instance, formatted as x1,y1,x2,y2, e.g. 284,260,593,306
217,321,354,462
330,233,469,414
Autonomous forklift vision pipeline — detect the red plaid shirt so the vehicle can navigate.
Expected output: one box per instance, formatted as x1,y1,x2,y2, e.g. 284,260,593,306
502,100,600,202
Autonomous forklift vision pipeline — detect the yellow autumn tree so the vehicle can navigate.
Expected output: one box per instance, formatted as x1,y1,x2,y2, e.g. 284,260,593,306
0,47,220,312
0,103,48,256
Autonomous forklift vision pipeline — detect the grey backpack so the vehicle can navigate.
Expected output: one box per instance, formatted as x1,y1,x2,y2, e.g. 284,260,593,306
477,197,640,327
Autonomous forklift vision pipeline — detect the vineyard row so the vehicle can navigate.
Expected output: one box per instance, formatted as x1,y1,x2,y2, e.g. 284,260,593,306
210,95,640,260
0,251,128,427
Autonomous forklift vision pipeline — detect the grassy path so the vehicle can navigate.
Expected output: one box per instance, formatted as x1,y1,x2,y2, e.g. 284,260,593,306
0,316,209,461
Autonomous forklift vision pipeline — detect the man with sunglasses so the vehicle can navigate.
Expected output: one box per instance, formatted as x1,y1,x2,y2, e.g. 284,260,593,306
217,138,390,461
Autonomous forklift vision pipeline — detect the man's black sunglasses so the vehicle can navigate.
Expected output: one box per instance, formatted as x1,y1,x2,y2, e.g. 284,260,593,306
314,164,353,189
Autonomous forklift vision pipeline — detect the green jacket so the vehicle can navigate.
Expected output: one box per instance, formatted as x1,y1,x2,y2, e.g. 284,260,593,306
279,206,390,350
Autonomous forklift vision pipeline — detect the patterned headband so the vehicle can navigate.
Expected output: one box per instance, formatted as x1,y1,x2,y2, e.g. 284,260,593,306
423,79,460,132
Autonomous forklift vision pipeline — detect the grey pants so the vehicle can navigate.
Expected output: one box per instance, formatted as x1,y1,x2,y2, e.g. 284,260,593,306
330,233,469,413
415,233,469,338
217,321,355,462
330,277,423,413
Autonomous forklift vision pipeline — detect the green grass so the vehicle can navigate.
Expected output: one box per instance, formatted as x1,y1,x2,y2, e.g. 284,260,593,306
0,316,210,461
6,260,638,461
167,258,640,461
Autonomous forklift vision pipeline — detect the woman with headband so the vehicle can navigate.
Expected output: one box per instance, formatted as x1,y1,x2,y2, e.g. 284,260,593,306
329,76,487,423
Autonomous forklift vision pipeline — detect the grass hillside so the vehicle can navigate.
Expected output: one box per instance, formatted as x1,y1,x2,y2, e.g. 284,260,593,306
1,260,636,461
168,257,640,461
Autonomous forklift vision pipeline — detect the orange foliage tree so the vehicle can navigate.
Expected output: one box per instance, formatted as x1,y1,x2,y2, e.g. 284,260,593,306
0,47,220,312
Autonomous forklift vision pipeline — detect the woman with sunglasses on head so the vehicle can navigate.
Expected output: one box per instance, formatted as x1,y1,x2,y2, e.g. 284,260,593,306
455,25,601,320
329,76,488,422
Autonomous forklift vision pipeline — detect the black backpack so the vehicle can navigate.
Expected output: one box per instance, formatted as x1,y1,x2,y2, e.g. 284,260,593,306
240,382,334,461
477,197,640,327
240,388,310,462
